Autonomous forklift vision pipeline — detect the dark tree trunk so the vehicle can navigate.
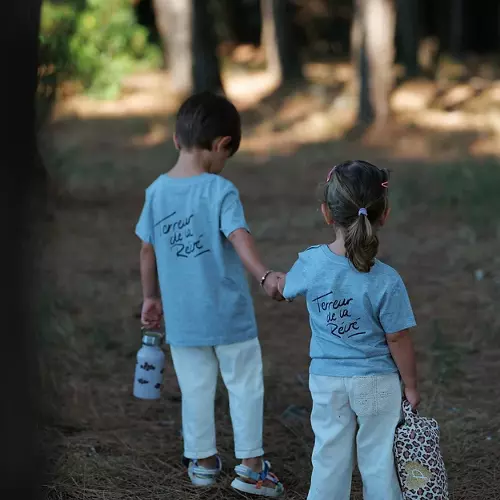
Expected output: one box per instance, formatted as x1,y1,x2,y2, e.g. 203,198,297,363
357,38,375,125
221,0,260,46
2,0,45,496
261,0,302,83
354,0,396,126
449,0,464,59
192,0,224,94
396,0,420,78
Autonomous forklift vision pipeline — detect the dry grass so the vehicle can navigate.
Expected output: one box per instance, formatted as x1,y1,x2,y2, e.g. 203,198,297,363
38,70,500,499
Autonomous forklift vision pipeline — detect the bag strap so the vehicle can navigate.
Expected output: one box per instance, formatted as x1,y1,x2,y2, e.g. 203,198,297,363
402,398,419,423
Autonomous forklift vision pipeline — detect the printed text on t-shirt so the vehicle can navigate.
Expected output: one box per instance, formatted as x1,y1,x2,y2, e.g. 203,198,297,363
312,291,366,339
155,212,210,258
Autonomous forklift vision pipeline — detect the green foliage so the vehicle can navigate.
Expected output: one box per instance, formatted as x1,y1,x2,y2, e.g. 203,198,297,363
39,0,162,100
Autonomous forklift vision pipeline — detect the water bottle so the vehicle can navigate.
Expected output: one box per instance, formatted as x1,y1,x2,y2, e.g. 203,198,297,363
133,329,165,400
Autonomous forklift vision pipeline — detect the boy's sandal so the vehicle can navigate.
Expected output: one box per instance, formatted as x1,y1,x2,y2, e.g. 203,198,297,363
231,460,285,497
187,455,222,487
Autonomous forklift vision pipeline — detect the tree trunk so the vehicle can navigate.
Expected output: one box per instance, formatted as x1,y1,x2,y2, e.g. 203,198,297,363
260,0,302,83
192,0,224,94
350,3,368,120
357,35,375,125
261,0,281,79
221,0,260,46
153,0,223,95
449,0,464,59
396,0,420,78
355,0,396,126
153,0,193,95
3,0,45,495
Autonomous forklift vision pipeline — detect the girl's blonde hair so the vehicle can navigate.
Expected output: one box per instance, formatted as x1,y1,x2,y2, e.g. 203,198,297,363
323,160,389,273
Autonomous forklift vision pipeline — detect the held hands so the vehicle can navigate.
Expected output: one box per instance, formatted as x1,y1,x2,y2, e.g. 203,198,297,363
262,271,287,301
141,297,163,329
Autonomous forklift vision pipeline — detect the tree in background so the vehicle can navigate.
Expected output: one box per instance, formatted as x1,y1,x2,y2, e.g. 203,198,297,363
449,0,464,59
351,0,396,127
192,0,224,94
396,0,420,79
260,0,303,84
153,0,223,95
221,0,261,46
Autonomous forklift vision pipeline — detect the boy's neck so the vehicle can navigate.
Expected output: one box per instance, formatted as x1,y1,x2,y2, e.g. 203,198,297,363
168,150,211,178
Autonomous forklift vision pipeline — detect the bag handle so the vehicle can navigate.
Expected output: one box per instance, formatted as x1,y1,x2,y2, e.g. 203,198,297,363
402,398,419,423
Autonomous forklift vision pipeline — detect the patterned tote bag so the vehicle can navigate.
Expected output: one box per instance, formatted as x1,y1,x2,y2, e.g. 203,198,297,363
394,400,449,499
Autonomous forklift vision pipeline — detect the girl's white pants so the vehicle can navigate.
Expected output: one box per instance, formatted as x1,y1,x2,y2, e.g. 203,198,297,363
308,373,403,500
170,337,264,460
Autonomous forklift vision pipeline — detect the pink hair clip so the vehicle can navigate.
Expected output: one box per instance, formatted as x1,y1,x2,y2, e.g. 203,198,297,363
326,166,336,182
381,181,389,188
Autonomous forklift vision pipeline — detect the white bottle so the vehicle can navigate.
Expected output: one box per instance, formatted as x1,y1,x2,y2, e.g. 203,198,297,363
133,330,165,400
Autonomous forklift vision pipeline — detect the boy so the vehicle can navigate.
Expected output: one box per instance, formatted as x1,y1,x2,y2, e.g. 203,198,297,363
135,92,284,497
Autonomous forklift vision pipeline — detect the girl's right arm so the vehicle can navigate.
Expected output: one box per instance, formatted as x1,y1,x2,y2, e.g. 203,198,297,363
386,330,420,408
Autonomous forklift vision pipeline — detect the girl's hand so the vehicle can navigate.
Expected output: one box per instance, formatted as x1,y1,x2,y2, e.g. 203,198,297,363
141,297,163,329
405,386,421,409
277,274,289,301
263,272,286,301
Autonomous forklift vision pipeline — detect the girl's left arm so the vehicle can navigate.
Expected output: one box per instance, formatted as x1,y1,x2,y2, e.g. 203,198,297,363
386,330,420,408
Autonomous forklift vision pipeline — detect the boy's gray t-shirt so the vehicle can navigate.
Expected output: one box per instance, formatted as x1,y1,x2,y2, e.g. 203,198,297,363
283,245,416,377
136,173,258,347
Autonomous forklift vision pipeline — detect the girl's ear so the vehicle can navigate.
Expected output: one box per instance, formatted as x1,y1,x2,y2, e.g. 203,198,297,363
321,203,334,225
379,207,391,226
173,134,181,150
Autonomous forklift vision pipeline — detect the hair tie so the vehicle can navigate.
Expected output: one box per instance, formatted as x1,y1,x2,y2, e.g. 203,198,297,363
381,181,389,188
358,208,368,217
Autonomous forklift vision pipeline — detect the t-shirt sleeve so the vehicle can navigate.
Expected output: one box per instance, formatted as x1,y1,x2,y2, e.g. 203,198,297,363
283,254,308,300
379,276,416,335
220,185,250,238
135,189,155,244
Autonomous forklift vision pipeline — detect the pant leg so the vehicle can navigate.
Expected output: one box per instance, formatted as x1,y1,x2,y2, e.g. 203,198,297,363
215,337,264,459
170,345,219,459
307,374,357,500
349,374,403,500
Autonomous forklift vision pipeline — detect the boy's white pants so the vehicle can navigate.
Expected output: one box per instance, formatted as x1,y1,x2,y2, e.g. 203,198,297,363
308,373,403,500
170,337,264,460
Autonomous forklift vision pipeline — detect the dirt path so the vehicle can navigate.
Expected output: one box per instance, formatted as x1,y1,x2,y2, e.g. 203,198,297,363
41,81,500,499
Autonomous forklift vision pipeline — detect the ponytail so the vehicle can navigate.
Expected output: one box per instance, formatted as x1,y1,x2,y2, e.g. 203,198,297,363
324,160,389,272
344,212,379,273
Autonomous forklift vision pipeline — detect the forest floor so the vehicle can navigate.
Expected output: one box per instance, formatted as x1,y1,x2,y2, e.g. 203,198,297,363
39,62,500,499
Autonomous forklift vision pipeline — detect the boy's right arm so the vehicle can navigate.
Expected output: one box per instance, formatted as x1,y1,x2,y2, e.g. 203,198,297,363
386,330,420,408
136,187,162,329
140,242,163,328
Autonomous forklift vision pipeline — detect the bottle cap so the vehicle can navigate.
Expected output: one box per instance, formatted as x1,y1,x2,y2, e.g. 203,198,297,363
141,329,164,347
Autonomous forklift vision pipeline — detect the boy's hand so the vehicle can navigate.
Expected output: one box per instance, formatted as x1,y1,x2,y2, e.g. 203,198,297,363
405,386,421,409
263,272,286,301
141,297,163,329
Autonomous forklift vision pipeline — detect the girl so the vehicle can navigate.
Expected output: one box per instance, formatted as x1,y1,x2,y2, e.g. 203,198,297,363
278,160,419,500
